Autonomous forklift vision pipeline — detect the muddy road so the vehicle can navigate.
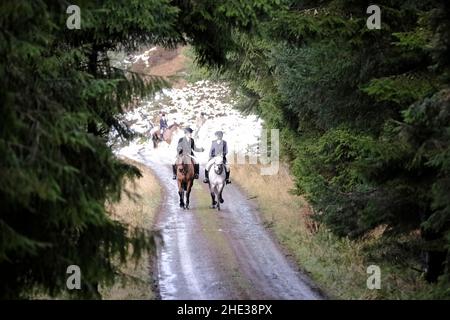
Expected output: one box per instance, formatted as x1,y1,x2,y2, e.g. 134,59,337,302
146,158,323,300
118,47,323,300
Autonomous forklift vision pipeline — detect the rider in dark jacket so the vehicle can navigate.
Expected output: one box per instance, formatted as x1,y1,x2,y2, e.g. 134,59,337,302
172,127,204,179
159,113,168,141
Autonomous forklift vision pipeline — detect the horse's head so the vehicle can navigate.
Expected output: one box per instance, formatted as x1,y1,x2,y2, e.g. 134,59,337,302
176,155,193,176
177,165,186,176
169,122,180,130
213,156,224,175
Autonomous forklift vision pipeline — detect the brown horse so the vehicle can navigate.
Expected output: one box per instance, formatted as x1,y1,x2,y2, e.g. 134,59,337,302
176,155,195,209
151,123,180,148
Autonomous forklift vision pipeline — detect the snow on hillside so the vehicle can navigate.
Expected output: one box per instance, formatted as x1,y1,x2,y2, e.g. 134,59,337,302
115,80,263,166
130,47,158,66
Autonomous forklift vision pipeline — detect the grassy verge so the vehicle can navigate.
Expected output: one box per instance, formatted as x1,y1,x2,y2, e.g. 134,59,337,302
182,46,221,83
231,163,433,299
101,158,162,300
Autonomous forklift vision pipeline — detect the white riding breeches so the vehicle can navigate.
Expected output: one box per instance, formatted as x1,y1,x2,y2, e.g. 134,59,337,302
206,158,230,172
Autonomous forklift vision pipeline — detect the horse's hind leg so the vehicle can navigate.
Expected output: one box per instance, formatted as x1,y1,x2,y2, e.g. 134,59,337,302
210,192,217,209
178,191,185,208
216,192,221,211
185,183,192,210
219,184,225,203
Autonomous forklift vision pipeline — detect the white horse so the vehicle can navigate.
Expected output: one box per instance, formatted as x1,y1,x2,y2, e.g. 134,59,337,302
208,156,226,210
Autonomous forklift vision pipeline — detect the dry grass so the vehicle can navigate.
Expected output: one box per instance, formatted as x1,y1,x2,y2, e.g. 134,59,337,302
101,158,162,300
232,163,314,233
231,162,429,299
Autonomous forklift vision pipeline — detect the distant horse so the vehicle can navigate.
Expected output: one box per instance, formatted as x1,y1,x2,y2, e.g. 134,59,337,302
176,155,195,209
151,123,180,148
208,156,226,211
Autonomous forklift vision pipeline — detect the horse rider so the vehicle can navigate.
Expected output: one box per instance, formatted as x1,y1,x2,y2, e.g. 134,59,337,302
172,127,204,180
159,112,168,141
203,131,231,184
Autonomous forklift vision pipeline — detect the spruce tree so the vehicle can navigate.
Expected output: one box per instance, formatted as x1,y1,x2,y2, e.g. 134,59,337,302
0,0,277,299
219,0,450,288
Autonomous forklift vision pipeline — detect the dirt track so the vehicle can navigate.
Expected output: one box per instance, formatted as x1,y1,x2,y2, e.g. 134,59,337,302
124,47,323,300
147,159,323,300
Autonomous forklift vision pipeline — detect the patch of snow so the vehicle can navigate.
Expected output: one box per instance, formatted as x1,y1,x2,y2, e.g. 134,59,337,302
130,46,158,67
114,80,263,166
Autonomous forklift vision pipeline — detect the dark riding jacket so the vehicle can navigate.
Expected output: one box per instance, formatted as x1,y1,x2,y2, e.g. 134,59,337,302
177,137,202,157
160,117,168,129
209,140,228,161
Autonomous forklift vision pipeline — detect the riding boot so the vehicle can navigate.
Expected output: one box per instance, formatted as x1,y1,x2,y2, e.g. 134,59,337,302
172,164,177,180
194,163,199,179
203,169,209,184
225,170,231,184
